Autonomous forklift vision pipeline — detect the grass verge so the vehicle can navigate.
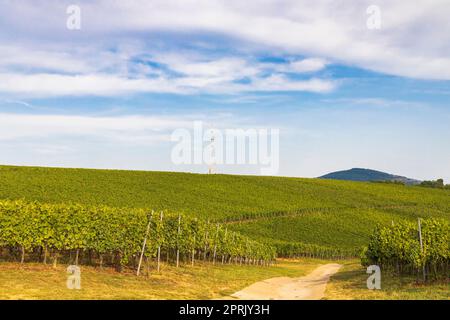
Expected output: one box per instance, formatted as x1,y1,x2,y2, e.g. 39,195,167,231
2,259,447,300
325,260,449,300
0,258,322,300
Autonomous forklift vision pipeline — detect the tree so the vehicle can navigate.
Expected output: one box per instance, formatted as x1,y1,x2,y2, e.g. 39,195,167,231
420,178,445,189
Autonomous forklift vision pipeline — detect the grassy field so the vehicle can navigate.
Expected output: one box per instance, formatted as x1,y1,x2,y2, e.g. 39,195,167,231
1,258,447,300
326,260,449,300
0,165,449,253
0,259,322,300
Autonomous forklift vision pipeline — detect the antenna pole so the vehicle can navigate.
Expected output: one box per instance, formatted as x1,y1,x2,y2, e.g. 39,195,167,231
208,129,216,174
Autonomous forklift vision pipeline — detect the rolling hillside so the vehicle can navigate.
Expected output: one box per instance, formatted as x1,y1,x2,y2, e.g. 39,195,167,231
0,165,449,254
319,168,421,185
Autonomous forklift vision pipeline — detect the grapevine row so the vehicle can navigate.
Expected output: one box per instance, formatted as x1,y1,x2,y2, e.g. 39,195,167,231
0,200,276,270
274,241,360,260
362,218,449,281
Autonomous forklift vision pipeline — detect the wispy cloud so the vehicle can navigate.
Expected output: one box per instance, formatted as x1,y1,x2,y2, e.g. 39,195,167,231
2,0,449,81
0,67,336,97
0,111,268,145
321,98,426,109
0,113,192,143
266,58,328,74
1,1,449,99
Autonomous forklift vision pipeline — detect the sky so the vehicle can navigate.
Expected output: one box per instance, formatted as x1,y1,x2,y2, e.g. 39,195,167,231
0,0,449,182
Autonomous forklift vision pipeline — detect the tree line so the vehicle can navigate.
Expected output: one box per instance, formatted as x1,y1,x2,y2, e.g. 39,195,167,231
419,179,450,189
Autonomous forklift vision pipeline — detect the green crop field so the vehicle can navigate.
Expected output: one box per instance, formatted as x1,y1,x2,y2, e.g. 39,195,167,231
0,165,449,256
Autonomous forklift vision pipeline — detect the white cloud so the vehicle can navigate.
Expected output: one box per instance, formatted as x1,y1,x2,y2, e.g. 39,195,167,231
248,75,336,93
0,70,336,96
0,111,268,143
0,0,449,99
0,73,183,96
0,113,194,144
0,41,337,96
258,58,328,74
154,55,258,79
136,0,450,80
288,59,328,73
321,98,426,109
0,15,337,97
0,45,92,74
58,0,450,80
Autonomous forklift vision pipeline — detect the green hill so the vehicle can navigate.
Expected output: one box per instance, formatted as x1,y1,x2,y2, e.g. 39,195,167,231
320,168,421,185
0,165,449,254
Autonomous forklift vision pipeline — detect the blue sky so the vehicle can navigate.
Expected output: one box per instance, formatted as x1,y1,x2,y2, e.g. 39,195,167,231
0,0,449,181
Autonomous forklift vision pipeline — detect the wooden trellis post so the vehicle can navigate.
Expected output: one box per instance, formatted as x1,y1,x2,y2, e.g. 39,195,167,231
191,234,196,267
418,218,426,281
75,249,79,266
222,228,227,264
157,211,163,272
203,220,209,261
137,211,153,276
212,224,219,264
176,214,181,268
43,245,48,264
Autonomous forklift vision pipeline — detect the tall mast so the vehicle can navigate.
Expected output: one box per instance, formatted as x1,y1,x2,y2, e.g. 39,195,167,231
208,129,216,174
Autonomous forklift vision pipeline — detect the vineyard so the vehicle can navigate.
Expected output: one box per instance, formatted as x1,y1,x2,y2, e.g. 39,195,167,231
362,218,449,281
0,200,276,271
0,165,449,259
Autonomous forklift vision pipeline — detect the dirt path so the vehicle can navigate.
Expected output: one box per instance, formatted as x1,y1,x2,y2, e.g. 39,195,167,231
227,264,342,300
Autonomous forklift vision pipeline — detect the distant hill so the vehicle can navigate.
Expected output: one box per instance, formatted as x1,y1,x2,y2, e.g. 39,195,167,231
319,168,421,185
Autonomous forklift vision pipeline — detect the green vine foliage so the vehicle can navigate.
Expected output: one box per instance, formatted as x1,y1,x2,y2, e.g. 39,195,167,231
0,199,276,268
274,241,360,259
362,218,449,280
